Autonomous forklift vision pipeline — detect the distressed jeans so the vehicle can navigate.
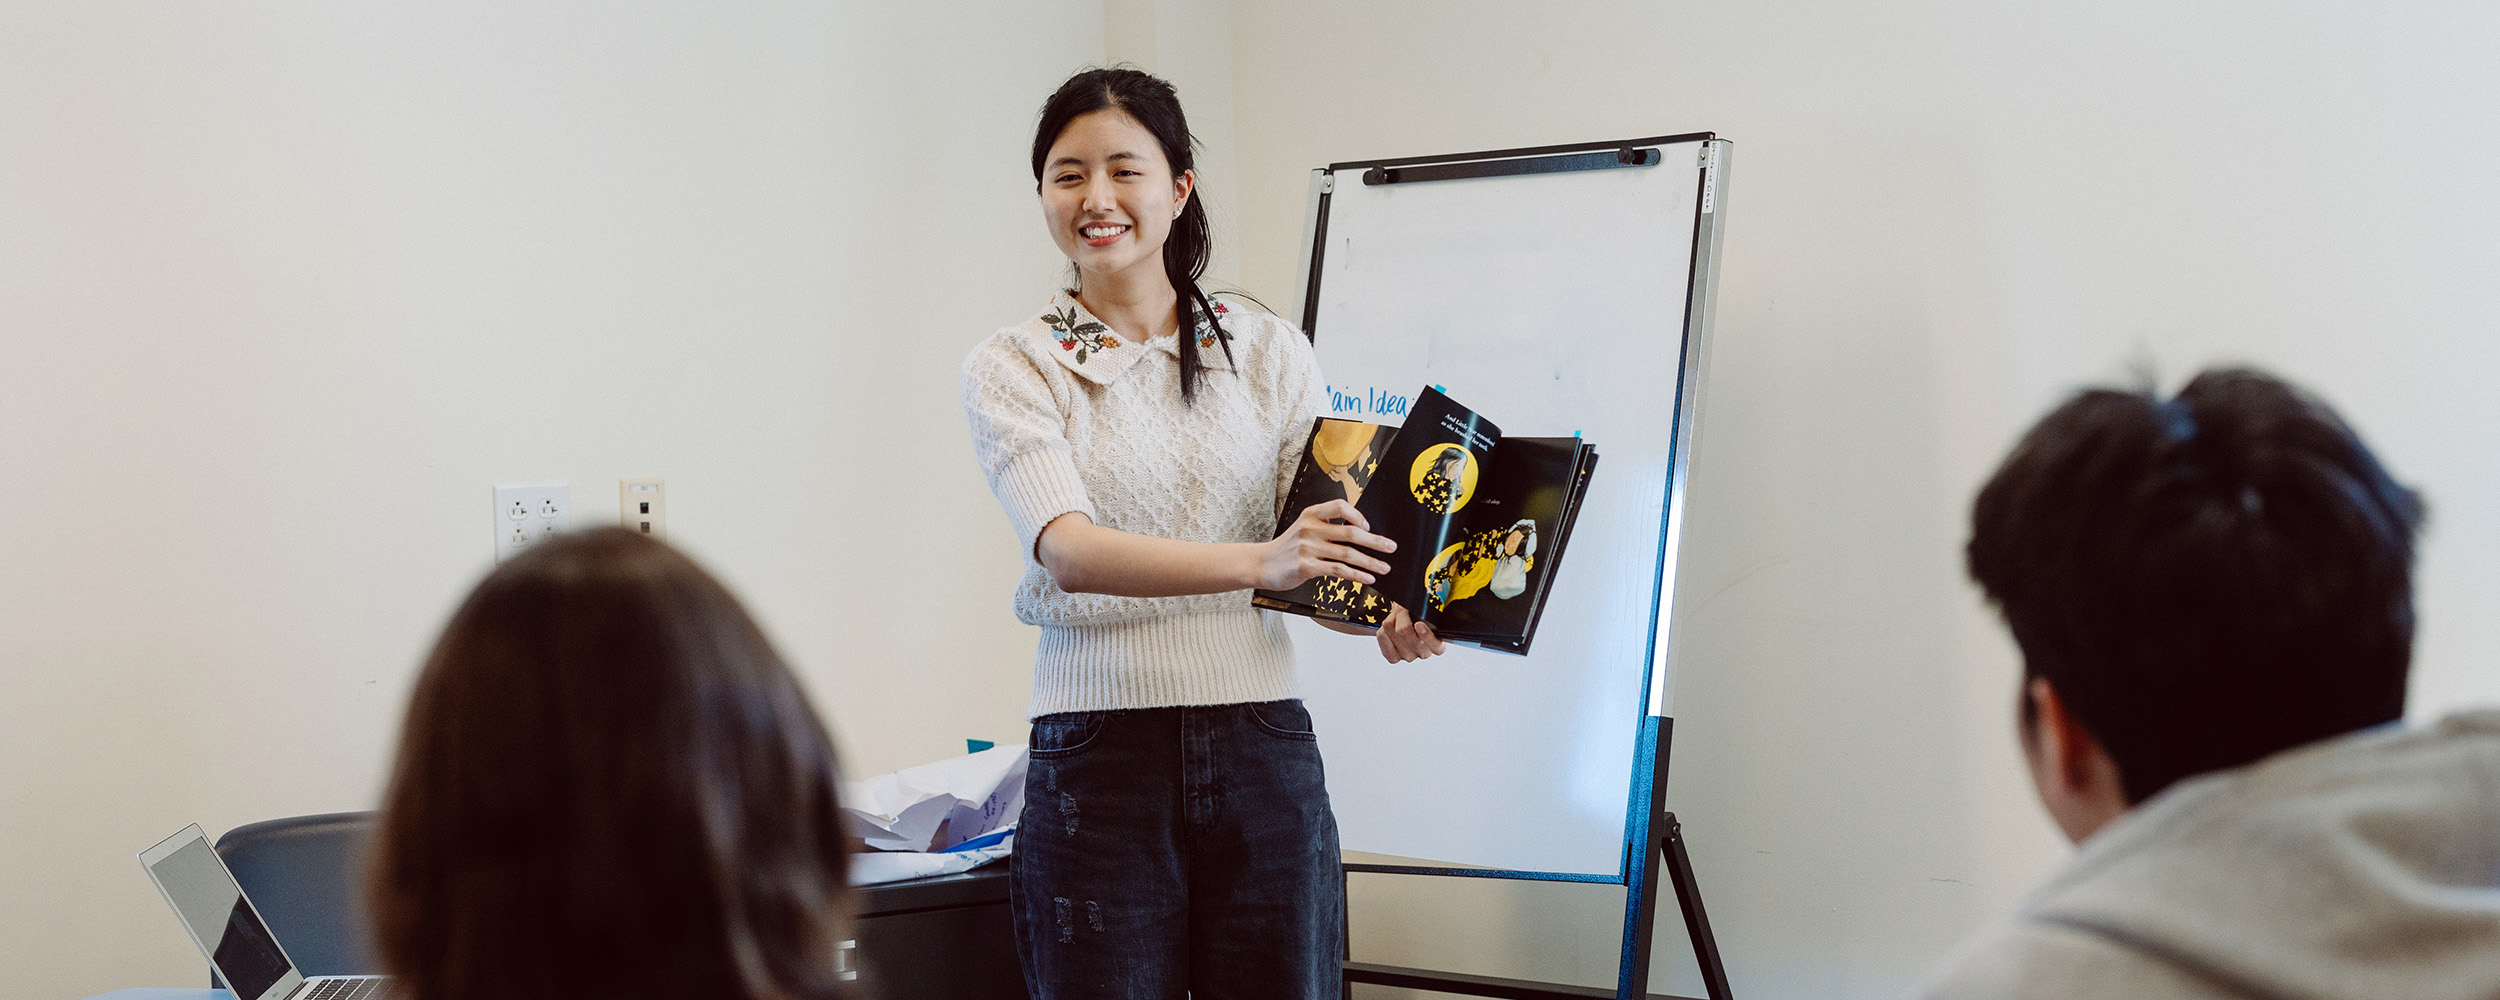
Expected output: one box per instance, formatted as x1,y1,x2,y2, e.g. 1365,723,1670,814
1011,700,1346,1000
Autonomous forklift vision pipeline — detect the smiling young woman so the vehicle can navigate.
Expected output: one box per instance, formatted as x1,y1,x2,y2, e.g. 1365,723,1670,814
957,68,1446,998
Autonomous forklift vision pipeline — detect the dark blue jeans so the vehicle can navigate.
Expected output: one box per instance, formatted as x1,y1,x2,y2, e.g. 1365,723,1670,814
1012,700,1345,999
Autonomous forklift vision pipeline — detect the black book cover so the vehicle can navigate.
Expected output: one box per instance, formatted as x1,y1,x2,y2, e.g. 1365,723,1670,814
1253,387,1599,654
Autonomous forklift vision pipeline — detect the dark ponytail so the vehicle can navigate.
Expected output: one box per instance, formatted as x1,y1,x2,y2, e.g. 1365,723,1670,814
1032,67,1234,404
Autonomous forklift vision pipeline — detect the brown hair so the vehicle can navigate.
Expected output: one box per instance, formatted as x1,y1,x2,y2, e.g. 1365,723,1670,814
370,528,857,1000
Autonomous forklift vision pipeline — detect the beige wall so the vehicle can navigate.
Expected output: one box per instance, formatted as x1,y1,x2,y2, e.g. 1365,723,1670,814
0,5,1098,997
1211,1,2500,996
8,3,2500,1000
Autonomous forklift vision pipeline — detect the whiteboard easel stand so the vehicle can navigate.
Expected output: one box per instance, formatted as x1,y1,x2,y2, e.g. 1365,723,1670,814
1291,136,1735,1000
1342,720,1730,1000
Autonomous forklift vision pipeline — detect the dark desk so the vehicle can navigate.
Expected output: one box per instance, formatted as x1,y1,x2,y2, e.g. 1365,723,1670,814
855,863,1026,1000
85,867,1026,1000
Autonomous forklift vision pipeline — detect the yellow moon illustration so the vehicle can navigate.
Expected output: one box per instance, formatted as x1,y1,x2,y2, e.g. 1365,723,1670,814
1408,443,1479,513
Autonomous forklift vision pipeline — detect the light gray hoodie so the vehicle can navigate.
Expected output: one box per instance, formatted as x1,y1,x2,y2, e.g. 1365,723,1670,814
1925,710,2500,1000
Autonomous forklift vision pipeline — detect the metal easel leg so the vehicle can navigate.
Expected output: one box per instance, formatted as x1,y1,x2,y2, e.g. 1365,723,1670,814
1659,814,1732,1000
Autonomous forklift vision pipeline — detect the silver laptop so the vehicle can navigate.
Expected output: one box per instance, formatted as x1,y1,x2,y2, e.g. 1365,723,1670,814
139,824,392,1000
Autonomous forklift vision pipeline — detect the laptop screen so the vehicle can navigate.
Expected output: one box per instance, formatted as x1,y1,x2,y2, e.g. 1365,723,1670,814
146,836,294,1000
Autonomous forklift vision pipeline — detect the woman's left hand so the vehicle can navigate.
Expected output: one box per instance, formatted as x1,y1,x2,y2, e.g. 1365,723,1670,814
1375,602,1447,663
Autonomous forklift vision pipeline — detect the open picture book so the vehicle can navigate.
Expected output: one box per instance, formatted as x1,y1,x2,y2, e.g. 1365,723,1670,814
1252,386,1599,655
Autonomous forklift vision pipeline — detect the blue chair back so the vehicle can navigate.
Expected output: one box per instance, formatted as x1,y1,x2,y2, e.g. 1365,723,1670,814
211,812,379,989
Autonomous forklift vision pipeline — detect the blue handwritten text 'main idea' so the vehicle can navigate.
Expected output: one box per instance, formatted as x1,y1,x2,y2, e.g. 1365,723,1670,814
1327,386,1409,418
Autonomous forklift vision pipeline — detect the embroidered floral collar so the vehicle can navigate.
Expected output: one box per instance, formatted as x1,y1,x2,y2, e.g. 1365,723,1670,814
1023,291,1234,384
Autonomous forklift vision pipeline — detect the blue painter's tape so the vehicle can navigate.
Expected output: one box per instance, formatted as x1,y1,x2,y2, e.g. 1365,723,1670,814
945,827,1016,853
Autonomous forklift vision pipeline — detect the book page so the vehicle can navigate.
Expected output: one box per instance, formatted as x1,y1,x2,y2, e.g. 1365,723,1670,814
1353,387,1500,619
1428,437,1587,643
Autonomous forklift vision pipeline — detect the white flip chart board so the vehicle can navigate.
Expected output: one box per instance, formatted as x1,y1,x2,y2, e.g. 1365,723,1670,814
1288,135,1728,879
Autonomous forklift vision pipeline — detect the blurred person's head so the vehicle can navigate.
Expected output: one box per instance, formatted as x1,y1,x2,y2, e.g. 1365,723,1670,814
1967,368,2423,842
370,528,856,1000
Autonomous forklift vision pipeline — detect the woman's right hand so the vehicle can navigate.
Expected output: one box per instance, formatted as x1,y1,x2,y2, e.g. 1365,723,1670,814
1254,500,1396,591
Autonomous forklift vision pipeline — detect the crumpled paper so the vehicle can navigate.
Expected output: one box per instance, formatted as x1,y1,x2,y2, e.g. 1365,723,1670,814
840,744,1026,885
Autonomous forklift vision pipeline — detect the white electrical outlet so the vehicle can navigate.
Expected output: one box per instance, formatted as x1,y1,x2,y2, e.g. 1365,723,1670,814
621,477,666,539
493,483,569,562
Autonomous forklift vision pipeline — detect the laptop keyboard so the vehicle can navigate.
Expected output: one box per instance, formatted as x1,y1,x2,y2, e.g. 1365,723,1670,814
301,977,391,1000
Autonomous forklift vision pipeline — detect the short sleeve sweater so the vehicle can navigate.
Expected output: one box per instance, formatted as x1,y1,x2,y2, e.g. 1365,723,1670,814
960,291,1326,718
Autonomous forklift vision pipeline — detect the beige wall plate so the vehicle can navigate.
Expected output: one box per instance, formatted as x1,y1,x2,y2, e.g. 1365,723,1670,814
620,478,666,540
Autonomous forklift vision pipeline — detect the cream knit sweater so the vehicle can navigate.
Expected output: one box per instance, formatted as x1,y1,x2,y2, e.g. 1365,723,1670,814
961,291,1325,718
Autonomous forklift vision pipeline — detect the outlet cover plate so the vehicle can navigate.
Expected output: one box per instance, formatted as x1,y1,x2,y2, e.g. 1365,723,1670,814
493,483,568,562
